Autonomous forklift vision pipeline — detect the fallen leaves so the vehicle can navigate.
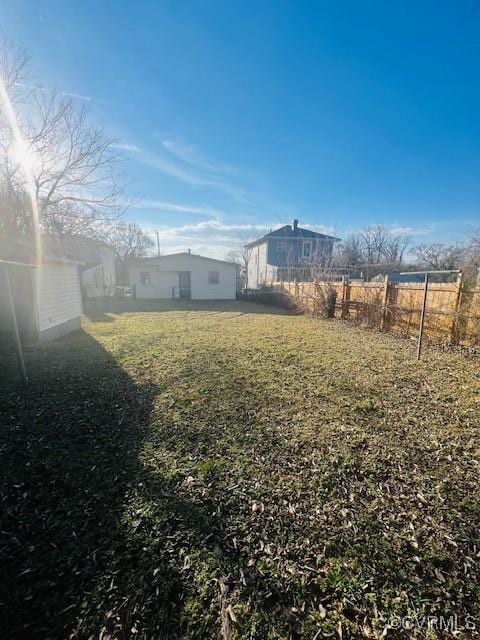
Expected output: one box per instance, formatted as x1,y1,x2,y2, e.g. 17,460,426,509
1,300,479,638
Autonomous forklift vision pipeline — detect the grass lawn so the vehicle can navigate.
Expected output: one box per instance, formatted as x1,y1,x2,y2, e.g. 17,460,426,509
1,300,480,639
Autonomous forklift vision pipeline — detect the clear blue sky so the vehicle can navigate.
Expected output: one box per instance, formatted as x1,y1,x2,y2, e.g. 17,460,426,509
2,1,480,257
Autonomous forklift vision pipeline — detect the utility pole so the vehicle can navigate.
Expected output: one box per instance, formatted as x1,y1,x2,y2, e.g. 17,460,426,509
155,231,160,257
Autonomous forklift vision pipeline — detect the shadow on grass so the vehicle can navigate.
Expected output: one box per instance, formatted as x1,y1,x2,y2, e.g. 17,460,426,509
83,297,294,321
0,331,225,639
0,328,313,638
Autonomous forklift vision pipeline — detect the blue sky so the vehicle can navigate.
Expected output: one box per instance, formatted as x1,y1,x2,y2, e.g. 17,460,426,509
2,0,480,257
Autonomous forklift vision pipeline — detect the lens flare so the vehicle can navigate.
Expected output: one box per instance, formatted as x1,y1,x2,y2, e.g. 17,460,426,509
0,76,42,265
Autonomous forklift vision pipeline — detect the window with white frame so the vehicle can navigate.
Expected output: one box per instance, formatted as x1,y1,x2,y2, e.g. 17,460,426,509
303,241,312,258
140,272,151,285
208,270,220,285
277,241,284,252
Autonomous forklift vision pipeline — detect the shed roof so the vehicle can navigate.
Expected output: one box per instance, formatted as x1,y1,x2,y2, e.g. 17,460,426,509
130,251,237,267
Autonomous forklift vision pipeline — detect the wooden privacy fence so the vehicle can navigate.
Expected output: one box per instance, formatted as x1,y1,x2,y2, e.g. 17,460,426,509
280,276,480,347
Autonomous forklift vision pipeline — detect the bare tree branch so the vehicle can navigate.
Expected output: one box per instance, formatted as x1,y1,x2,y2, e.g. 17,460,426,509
0,37,129,240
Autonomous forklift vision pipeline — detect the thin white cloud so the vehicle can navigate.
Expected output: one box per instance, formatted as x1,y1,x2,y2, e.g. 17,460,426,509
111,142,142,152
138,150,213,186
133,199,224,220
14,82,91,102
388,225,433,237
140,219,268,260
153,220,270,239
162,139,236,176
114,133,247,201
61,90,91,102
344,224,435,239
134,148,248,202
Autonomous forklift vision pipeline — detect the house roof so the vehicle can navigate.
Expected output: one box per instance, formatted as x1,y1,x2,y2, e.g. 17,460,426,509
245,223,340,248
57,235,113,265
130,251,237,267
0,234,84,266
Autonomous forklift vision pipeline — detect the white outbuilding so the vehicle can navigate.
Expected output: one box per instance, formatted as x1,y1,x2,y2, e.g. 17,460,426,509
0,235,83,343
129,252,237,300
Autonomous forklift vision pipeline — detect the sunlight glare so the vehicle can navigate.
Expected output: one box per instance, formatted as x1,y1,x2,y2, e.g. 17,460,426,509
0,76,42,265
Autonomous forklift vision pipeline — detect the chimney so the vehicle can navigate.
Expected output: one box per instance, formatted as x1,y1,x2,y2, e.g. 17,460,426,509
293,219,298,233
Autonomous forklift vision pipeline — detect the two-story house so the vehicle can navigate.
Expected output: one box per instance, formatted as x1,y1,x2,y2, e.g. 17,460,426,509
245,219,339,289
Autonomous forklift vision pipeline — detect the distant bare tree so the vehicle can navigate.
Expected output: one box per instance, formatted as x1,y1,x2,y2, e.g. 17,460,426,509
228,233,255,287
333,234,363,268
382,234,409,265
0,38,129,241
359,224,409,267
225,248,245,267
333,224,409,279
465,227,480,247
412,243,465,270
360,224,390,265
99,221,154,283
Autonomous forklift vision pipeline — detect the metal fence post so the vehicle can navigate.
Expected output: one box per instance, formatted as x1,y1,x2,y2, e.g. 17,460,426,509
450,270,464,344
381,275,390,330
416,273,429,361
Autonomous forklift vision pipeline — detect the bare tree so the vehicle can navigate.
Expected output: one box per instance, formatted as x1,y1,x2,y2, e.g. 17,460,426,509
0,38,128,240
465,227,480,248
359,224,409,266
382,234,409,265
412,243,465,270
333,225,409,279
228,233,256,287
360,224,390,265
99,221,154,284
333,234,363,268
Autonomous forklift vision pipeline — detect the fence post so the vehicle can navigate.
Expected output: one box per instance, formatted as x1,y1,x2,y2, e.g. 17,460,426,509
416,273,429,360
341,276,350,319
381,275,390,330
450,270,464,344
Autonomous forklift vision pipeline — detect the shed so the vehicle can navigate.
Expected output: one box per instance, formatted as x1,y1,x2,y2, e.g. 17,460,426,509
0,236,83,342
129,252,237,300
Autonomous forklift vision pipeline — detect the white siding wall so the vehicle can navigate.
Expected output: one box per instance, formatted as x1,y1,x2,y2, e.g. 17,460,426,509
130,255,236,300
247,242,267,289
81,264,104,298
98,245,116,295
190,263,235,300
266,263,277,282
35,262,82,331
130,268,179,299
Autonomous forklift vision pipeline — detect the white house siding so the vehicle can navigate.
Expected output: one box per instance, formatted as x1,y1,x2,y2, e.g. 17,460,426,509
265,263,277,283
34,262,83,337
99,245,116,295
247,242,268,289
59,237,116,296
131,268,179,299
130,254,236,300
81,264,105,297
189,263,235,300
